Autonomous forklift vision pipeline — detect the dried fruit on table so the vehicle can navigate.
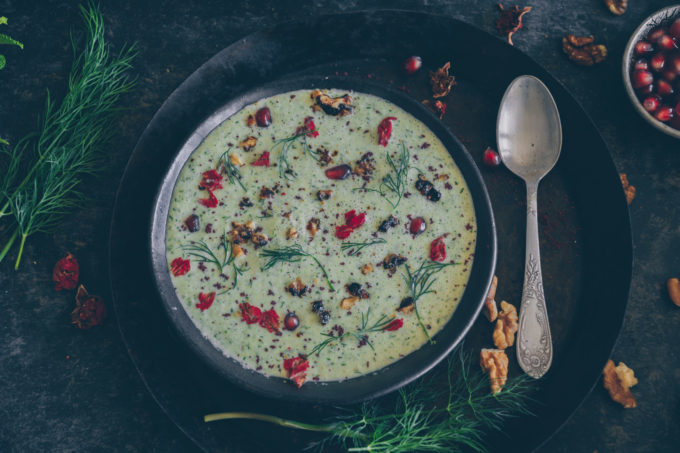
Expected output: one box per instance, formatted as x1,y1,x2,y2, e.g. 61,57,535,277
492,301,519,349
484,275,499,322
480,348,509,394
52,252,79,291
620,173,636,204
562,34,608,66
71,285,107,329
429,62,456,98
604,0,627,16
603,359,638,408
496,4,532,45
667,278,680,307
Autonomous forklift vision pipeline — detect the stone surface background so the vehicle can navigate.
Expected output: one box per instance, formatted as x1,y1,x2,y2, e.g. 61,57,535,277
0,0,678,451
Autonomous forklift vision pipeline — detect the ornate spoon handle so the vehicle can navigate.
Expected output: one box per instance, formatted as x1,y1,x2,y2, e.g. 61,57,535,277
516,181,553,378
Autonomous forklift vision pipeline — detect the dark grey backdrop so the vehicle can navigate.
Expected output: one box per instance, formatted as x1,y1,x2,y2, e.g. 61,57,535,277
0,1,678,452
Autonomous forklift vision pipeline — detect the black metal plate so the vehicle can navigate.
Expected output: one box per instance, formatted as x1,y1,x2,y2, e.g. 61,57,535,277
109,10,632,452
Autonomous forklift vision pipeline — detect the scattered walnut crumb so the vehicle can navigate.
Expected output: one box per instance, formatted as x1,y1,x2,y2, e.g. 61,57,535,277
361,263,374,275
238,136,258,151
437,174,449,181
484,275,499,322
307,218,320,238
492,301,518,349
340,296,359,310
232,244,245,258
246,115,256,127
231,221,254,244
429,62,456,98
620,173,636,205
480,348,509,394
603,360,638,408
667,278,680,307
286,277,308,297
229,152,245,167
287,228,298,240
251,232,269,248
311,89,353,116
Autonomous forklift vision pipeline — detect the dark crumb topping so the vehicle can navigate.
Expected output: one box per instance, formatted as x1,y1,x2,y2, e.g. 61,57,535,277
239,197,253,209
378,215,399,233
353,152,375,181
317,190,332,202
382,253,407,272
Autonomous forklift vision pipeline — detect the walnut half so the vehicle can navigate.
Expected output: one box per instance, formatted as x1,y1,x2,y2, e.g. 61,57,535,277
484,275,499,322
480,348,509,394
562,34,608,66
603,360,638,408
492,301,519,350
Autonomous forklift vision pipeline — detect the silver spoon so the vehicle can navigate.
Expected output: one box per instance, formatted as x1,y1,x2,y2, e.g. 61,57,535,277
496,75,562,379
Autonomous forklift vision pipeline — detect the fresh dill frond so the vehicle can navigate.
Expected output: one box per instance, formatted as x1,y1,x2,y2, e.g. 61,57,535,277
340,238,386,256
0,3,136,269
181,231,244,292
0,15,24,71
216,147,247,191
259,244,334,291
272,128,317,180
354,142,410,209
308,307,393,357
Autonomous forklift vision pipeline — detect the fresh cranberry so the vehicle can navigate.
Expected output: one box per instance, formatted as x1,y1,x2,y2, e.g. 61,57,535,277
642,96,660,112
325,164,352,180
255,107,272,127
633,59,649,71
647,28,666,42
657,35,677,51
482,147,501,167
654,105,674,122
634,41,654,55
403,56,422,74
632,70,654,88
284,312,299,331
650,53,666,72
671,18,680,40
657,79,675,97
409,217,426,236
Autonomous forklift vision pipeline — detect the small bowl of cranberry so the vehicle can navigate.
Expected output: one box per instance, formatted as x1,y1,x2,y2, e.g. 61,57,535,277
623,5,680,138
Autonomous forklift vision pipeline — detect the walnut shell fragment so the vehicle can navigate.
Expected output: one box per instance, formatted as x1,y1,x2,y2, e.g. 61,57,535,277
480,348,509,394
562,34,608,66
484,275,499,322
429,62,456,98
620,173,636,204
493,301,519,349
603,359,638,408
604,0,627,15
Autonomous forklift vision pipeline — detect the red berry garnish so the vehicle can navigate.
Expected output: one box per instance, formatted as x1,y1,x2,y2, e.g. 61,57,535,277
647,28,665,42
255,107,272,127
671,18,680,40
284,312,299,331
657,79,675,97
335,224,354,239
633,59,649,71
657,35,677,51
632,69,654,88
669,54,680,75
662,69,677,82
325,164,352,180
642,95,660,112
482,147,501,167
403,56,422,75
650,53,666,72
654,105,674,122
634,41,654,55
409,217,427,236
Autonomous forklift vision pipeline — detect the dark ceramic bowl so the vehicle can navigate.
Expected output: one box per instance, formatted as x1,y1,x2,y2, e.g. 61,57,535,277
149,76,496,404
622,4,680,139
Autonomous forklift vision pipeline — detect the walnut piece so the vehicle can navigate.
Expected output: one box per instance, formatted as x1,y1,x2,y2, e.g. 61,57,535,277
251,232,269,248
232,244,245,259
667,278,680,307
604,0,627,15
361,263,374,275
340,296,359,310
493,301,519,349
429,62,456,98
231,221,254,244
238,136,258,151
229,152,245,167
286,277,308,297
562,34,608,66
620,173,636,205
287,227,298,240
311,89,353,116
480,348,509,394
603,360,638,408
246,115,256,127
307,218,320,238
484,275,499,322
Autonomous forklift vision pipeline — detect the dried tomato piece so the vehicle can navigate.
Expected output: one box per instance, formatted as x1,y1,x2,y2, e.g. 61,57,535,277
52,252,79,291
196,292,216,311
377,116,397,146
430,235,447,262
335,224,354,239
71,285,107,329
283,355,310,388
383,318,404,331
198,190,218,208
260,309,280,333
170,257,190,276
346,211,366,229
240,302,262,324
325,164,352,180
303,116,319,138
199,169,223,191
251,151,270,167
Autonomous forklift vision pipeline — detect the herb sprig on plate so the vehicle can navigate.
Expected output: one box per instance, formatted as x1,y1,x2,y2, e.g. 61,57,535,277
181,231,245,292
308,307,393,357
216,148,246,191
354,142,410,209
260,244,334,291
273,128,318,180
340,237,386,256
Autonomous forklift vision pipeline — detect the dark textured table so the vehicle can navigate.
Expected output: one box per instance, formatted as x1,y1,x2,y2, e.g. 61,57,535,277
0,1,678,452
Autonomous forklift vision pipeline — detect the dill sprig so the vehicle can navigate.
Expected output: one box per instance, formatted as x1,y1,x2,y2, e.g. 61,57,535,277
0,15,24,71
205,348,534,453
354,142,410,209
216,148,246,191
260,244,334,291
402,259,457,344
181,231,245,292
273,128,317,180
308,307,393,357
0,3,136,269
340,238,386,256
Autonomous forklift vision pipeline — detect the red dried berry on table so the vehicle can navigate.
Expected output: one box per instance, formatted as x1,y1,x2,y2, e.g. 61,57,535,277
377,117,397,146
335,224,354,239
198,190,218,208
409,217,426,236
325,164,352,180
283,355,309,388
430,235,447,262
403,55,422,74
255,107,272,127
284,312,299,331
383,318,404,331
260,309,280,333
240,302,262,324
483,147,501,167
170,257,190,276
251,151,270,167
71,285,107,330
196,292,216,311
52,252,79,291
199,169,223,191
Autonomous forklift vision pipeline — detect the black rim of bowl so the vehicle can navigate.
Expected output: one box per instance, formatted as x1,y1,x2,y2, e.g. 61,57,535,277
149,75,496,404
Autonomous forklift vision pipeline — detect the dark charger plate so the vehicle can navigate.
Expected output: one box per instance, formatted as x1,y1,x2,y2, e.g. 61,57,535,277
109,10,632,453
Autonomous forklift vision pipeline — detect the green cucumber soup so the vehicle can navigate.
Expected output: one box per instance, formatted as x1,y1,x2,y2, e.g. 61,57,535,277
165,89,476,386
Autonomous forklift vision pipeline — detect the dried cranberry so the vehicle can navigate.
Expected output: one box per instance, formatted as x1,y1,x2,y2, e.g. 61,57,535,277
378,215,399,233
72,285,107,329
383,318,404,331
184,214,200,232
198,190,218,208
255,107,272,127
325,164,352,180
335,224,354,239
170,257,191,276
260,309,280,333
409,217,426,236
199,169,223,191
430,235,447,262
345,210,366,229
283,355,309,388
284,312,299,331
482,147,501,167
52,252,79,291
196,292,216,311
403,56,422,74
241,303,262,324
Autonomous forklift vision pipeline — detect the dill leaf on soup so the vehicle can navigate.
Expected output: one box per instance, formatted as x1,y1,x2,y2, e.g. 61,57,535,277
0,3,136,269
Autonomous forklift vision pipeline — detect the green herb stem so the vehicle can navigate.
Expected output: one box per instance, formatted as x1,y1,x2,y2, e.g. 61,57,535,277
260,244,334,291
354,142,410,210
340,238,387,256
216,148,246,191
204,412,337,433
